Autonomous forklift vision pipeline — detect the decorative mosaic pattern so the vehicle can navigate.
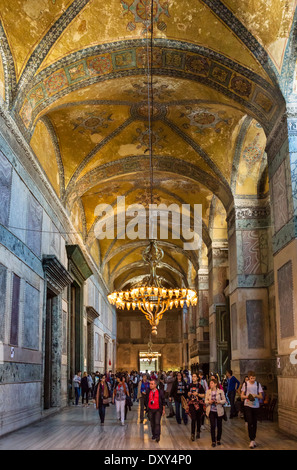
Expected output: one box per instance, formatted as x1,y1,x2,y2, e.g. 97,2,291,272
72,111,114,135
0,22,17,107
125,79,174,99
121,0,170,34
133,125,167,150
180,105,230,134
242,132,264,169
277,261,294,339
17,42,279,133
200,0,279,83
16,0,91,94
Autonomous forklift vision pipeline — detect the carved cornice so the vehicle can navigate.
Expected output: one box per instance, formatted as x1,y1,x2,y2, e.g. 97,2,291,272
66,244,93,282
43,255,73,295
86,306,100,322
235,206,270,220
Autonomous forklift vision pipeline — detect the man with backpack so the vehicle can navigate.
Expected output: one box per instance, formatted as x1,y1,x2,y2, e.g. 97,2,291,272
241,370,263,448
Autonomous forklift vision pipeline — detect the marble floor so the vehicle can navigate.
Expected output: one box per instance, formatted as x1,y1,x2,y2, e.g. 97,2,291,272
0,402,296,450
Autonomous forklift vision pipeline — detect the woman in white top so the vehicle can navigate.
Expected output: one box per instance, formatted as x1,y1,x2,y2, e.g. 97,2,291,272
241,371,263,449
205,378,226,447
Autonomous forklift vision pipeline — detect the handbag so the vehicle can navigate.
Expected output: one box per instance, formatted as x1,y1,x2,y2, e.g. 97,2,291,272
103,397,111,405
223,406,228,421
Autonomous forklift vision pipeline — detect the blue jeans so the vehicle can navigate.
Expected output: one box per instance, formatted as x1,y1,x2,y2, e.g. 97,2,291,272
74,387,81,405
175,399,188,424
133,387,138,401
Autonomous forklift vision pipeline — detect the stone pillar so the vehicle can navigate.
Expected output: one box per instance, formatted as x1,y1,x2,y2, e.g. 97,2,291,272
226,201,275,389
266,111,297,437
196,269,209,372
86,306,100,374
208,243,229,374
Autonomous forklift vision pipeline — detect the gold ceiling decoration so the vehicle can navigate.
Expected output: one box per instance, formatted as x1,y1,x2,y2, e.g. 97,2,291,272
107,2,197,334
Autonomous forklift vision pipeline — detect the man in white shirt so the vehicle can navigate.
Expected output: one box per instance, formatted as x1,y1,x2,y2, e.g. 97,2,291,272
241,370,263,448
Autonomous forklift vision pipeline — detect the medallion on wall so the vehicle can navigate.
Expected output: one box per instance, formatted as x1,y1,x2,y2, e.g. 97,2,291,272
121,0,170,33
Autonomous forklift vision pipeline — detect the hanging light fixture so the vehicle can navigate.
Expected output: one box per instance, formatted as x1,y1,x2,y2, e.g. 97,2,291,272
139,336,162,364
108,241,198,335
107,1,198,335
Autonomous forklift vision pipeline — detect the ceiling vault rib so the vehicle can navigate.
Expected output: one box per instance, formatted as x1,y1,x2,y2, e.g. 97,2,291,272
200,0,280,85
62,116,134,202
230,115,253,194
65,155,233,210
0,21,17,108
163,116,232,193
13,0,91,105
39,115,65,198
102,240,199,272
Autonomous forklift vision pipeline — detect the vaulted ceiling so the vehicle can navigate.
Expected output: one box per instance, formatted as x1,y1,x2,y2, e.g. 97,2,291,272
0,0,295,291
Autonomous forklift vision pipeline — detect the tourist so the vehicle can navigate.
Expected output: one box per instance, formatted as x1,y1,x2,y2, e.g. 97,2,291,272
226,369,240,418
198,370,208,429
170,371,188,425
73,371,81,406
205,378,226,447
132,372,139,402
112,375,130,426
145,378,166,443
165,371,175,418
187,373,205,441
81,372,90,407
137,373,150,423
241,371,263,448
95,374,111,425
237,375,249,420
210,374,224,390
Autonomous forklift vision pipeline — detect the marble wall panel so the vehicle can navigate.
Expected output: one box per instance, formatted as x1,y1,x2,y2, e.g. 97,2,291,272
10,273,20,346
9,172,27,244
26,193,43,257
231,303,238,351
272,162,289,233
242,230,261,275
0,151,12,227
23,282,40,350
0,264,7,342
246,300,265,349
277,260,294,339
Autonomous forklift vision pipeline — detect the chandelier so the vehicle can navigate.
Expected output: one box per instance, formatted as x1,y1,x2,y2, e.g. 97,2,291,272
107,241,198,335
139,337,162,365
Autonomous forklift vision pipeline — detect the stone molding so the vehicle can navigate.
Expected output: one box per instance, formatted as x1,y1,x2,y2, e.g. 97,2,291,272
43,255,73,295
86,306,100,322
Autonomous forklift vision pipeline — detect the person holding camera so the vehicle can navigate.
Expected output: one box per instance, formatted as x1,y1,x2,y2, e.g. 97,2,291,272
145,378,166,443
205,378,226,447
241,371,263,449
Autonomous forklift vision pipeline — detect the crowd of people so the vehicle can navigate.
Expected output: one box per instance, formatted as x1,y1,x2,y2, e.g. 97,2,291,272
72,368,264,449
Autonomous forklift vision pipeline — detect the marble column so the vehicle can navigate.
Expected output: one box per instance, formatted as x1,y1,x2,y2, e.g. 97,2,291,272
226,201,275,390
208,243,229,374
266,110,297,437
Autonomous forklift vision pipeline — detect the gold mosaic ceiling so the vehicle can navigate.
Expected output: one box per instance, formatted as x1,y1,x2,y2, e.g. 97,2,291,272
0,0,294,290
